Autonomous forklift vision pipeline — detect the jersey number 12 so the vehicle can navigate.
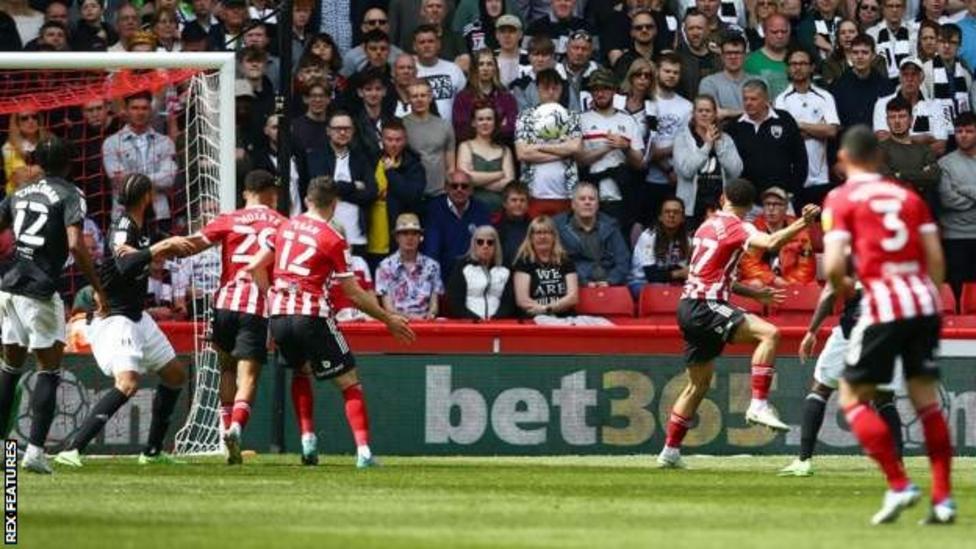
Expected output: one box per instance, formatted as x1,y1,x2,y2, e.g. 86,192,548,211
12,201,49,247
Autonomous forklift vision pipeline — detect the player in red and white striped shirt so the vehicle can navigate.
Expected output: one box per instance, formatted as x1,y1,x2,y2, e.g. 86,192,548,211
822,126,953,525
245,176,414,467
164,170,286,464
658,178,820,468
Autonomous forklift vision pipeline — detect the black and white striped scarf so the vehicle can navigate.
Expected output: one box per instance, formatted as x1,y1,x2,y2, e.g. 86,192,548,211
931,56,970,116
813,15,841,55
878,26,911,82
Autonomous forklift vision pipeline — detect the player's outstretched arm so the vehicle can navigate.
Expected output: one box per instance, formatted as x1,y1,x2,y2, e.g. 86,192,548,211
157,235,212,258
732,283,785,306
749,204,821,251
920,231,945,287
339,276,416,344
67,223,108,315
799,283,839,363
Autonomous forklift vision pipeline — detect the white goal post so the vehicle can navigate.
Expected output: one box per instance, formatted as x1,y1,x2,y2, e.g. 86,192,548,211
0,52,237,456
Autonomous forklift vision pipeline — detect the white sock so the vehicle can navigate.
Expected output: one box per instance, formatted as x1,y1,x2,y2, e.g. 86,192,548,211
661,446,680,458
750,398,768,410
26,443,44,457
229,422,241,434
357,445,372,459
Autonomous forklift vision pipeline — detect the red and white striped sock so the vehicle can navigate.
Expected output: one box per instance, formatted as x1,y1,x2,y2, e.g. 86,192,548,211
231,399,251,429
844,402,910,491
219,403,233,431
342,384,370,447
751,363,775,401
291,375,315,436
665,411,692,449
917,403,952,504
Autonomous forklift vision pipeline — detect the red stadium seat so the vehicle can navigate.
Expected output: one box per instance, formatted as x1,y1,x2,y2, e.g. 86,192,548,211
960,283,976,315
577,286,635,317
638,284,682,318
940,284,957,315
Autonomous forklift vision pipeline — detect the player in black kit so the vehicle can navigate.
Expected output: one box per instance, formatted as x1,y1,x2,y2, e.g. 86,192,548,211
778,280,905,477
54,174,191,467
0,136,107,474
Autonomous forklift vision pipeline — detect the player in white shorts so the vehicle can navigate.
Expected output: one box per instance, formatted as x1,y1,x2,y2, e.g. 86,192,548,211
0,137,107,474
779,281,904,477
54,173,191,467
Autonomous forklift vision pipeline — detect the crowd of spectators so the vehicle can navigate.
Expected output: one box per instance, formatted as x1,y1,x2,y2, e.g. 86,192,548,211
2,0,976,321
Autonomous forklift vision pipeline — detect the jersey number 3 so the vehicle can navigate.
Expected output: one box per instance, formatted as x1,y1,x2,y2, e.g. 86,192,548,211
869,199,908,252
12,201,49,247
277,230,317,276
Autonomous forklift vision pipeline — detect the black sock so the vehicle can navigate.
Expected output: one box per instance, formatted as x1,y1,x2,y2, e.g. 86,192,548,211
70,388,130,453
0,365,23,438
28,369,60,447
799,392,829,461
144,385,181,456
876,400,903,460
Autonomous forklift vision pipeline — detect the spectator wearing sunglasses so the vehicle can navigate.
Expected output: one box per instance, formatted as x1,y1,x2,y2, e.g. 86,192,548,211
446,225,515,319
423,170,491,282
342,9,405,77
523,0,597,60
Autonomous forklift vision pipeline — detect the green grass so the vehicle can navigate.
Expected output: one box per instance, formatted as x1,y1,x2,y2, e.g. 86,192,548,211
19,455,974,548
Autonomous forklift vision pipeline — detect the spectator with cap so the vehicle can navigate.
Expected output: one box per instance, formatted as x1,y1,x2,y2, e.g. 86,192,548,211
553,181,631,287
423,170,492,282
879,96,942,210
726,79,808,206
446,225,516,320
576,67,644,229
937,112,976,299
738,186,815,288
494,14,529,88
872,56,948,156
375,213,445,319
774,48,841,210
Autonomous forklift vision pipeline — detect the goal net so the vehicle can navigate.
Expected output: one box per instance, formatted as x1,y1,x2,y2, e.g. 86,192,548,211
0,52,235,456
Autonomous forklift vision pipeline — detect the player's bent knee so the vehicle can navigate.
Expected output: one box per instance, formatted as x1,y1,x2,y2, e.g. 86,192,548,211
114,373,141,397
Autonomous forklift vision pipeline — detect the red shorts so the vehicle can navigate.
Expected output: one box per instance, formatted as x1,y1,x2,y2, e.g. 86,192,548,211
528,198,571,219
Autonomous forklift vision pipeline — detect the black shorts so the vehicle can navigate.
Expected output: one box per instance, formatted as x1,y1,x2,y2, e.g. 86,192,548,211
269,315,356,380
844,315,941,385
677,298,747,365
211,309,268,361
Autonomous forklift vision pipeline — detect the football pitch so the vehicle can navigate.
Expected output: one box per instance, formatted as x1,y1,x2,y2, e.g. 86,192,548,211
19,455,974,548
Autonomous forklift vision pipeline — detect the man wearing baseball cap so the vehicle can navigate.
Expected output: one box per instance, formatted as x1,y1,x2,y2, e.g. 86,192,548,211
494,14,530,87
374,213,444,319
871,56,948,157
738,186,815,288
576,68,643,228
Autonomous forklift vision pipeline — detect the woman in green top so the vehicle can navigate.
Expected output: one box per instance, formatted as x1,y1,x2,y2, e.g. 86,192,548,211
457,101,515,213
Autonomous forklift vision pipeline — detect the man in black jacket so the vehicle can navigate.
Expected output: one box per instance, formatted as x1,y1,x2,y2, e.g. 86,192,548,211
365,118,427,269
726,79,808,207
306,110,379,255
